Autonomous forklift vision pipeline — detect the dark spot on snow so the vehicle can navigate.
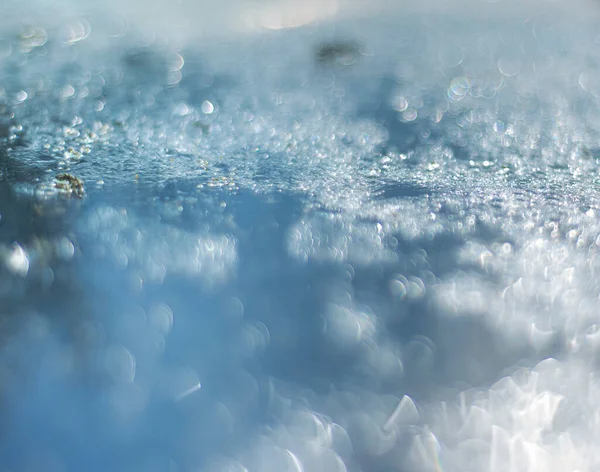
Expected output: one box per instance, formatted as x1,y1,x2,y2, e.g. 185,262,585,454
315,40,363,66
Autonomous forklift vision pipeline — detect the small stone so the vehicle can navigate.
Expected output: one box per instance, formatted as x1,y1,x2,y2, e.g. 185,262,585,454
54,173,85,198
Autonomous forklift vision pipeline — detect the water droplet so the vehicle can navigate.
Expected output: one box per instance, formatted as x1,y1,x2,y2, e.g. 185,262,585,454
224,296,244,322
15,90,27,103
579,71,600,98
60,85,75,100
406,276,425,301
493,120,506,134
448,77,470,101
389,276,407,299
402,108,418,122
63,19,91,45
166,71,182,86
497,54,522,77
173,102,190,116
19,24,47,51
104,345,136,384
149,303,174,336
202,100,215,114
56,237,75,261
5,243,29,277
391,96,408,112
168,52,185,72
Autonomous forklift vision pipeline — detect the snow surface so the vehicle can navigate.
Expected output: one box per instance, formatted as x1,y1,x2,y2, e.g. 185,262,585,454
1,1,600,471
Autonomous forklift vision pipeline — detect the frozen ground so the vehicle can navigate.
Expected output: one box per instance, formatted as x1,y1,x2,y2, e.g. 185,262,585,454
1,1,600,471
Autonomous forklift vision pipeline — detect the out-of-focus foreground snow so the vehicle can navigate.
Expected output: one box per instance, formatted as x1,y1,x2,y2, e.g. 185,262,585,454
1,0,600,471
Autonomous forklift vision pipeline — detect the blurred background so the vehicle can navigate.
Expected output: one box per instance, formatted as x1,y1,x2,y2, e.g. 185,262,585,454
2,0,600,471
3,0,596,40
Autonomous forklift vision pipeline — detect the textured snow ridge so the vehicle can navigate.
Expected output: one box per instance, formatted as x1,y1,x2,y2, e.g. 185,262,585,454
2,2,600,472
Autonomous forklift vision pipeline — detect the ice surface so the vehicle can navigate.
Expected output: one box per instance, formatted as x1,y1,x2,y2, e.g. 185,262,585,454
2,1,600,471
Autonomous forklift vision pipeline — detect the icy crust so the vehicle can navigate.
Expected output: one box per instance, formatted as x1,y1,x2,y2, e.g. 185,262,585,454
2,8,600,472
